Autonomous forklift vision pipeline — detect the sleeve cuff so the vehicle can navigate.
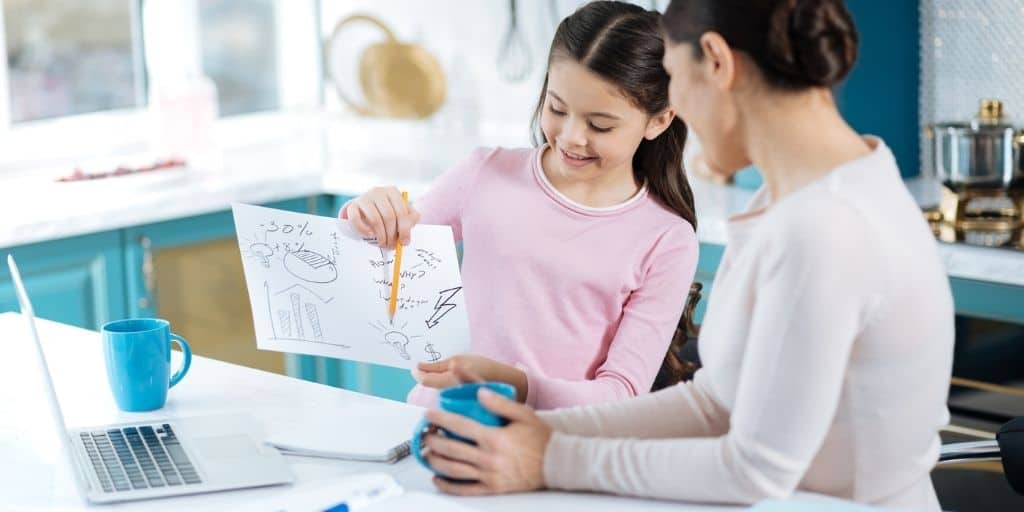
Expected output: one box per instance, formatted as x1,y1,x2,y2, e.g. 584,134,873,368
515,362,540,408
543,431,593,491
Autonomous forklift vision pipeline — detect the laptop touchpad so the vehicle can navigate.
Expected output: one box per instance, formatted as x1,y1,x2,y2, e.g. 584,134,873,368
193,435,259,459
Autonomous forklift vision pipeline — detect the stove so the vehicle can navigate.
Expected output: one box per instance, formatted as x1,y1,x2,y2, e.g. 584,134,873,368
925,187,1024,250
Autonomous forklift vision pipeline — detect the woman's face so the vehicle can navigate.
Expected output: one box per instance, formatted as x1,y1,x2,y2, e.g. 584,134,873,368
540,58,655,181
662,40,749,176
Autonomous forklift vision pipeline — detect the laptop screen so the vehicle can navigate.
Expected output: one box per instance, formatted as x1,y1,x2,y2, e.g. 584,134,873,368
4,254,88,504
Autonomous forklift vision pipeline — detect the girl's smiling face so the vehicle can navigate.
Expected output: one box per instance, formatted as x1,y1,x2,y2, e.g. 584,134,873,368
540,58,668,182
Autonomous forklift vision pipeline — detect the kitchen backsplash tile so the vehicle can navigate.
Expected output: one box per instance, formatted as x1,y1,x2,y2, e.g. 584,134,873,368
920,0,1024,177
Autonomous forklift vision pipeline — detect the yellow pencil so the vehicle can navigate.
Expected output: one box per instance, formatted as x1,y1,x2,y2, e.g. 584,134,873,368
388,191,409,324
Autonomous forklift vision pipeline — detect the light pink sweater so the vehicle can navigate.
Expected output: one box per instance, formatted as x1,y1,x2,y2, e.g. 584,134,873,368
406,146,698,410
540,138,953,510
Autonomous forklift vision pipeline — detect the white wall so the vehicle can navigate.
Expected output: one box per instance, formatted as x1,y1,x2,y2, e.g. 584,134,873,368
317,0,665,177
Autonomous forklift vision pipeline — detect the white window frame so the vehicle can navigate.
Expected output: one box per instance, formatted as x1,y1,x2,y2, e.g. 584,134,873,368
0,0,322,176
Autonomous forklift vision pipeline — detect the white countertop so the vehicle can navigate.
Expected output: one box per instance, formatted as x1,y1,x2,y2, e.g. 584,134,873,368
3,312,742,511
2,113,1023,287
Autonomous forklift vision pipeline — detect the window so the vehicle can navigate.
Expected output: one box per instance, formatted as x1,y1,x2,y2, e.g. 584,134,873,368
2,0,144,123
198,0,280,116
0,0,320,172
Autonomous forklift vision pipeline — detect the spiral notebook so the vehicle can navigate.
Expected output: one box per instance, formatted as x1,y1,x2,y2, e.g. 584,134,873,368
264,401,423,463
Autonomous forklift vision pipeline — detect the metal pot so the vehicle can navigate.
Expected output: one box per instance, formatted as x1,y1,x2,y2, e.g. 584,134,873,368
930,99,1024,190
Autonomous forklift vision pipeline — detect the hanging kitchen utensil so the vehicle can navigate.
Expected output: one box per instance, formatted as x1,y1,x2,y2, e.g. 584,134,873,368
324,14,446,119
497,0,532,83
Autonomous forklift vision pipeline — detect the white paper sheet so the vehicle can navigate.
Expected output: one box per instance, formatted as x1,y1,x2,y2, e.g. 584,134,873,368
232,203,469,369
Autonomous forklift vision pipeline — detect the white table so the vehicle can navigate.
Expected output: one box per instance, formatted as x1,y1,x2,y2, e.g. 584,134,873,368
0,313,741,511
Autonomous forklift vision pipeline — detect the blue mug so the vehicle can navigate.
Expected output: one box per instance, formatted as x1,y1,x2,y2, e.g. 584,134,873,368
101,318,192,412
411,382,517,480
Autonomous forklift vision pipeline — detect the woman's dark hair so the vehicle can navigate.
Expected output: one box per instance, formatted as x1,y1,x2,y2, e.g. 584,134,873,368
529,1,699,389
662,0,858,90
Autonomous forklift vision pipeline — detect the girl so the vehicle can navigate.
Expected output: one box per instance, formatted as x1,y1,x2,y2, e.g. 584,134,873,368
421,0,955,509
341,1,699,410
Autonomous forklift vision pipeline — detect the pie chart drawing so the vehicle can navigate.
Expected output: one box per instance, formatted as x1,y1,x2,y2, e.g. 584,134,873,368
284,249,338,283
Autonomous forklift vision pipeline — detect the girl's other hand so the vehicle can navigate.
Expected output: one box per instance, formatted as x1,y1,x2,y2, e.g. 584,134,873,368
414,355,529,402
340,186,420,249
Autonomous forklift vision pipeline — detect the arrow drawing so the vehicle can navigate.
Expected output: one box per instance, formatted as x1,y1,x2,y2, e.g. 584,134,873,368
425,287,462,329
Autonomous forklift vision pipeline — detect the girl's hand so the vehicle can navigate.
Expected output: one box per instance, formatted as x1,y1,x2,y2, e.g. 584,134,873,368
423,388,552,495
414,355,529,402
340,186,420,249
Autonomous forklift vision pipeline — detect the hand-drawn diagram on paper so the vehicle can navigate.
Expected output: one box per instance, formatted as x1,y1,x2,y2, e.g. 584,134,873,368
232,203,470,369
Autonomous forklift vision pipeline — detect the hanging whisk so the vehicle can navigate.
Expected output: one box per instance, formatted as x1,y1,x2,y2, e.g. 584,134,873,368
497,0,532,83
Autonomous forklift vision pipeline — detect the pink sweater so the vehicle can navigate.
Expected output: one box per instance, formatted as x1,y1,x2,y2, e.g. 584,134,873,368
406,146,698,410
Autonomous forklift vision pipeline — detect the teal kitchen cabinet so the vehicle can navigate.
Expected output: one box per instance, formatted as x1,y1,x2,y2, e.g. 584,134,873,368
951,278,1024,325
0,231,126,330
122,197,324,381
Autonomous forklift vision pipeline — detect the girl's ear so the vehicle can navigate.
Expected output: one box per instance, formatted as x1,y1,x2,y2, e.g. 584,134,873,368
644,108,676,140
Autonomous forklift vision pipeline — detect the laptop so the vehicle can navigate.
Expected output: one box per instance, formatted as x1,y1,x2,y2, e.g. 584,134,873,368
6,254,294,504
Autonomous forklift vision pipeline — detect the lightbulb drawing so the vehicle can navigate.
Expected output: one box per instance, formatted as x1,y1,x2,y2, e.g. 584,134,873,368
248,243,274,268
370,320,424,360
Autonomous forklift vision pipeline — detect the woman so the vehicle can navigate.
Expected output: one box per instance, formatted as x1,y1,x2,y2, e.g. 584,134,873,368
419,0,954,509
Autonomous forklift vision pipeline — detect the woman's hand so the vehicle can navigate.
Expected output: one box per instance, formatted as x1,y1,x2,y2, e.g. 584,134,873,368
423,388,552,495
340,186,420,249
414,355,529,402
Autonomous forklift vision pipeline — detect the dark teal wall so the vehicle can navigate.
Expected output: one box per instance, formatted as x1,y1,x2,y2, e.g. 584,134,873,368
837,1,921,177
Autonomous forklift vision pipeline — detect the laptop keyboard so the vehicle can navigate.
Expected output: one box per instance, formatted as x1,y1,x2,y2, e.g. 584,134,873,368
79,424,202,493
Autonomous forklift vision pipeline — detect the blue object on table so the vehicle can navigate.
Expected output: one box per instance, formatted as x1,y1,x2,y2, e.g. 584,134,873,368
101,317,191,412
320,475,402,511
411,381,517,479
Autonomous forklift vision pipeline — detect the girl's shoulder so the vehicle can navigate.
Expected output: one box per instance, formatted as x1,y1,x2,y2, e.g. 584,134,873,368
442,146,538,190
640,195,698,238
463,146,536,171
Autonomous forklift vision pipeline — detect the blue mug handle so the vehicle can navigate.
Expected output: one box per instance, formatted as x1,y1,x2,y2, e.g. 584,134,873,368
168,334,191,389
411,417,443,476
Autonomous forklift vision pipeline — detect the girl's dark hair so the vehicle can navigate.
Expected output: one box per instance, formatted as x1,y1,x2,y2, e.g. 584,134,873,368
662,0,858,90
529,1,699,389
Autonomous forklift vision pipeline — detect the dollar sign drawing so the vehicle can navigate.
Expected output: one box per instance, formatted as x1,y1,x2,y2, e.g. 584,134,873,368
424,343,442,362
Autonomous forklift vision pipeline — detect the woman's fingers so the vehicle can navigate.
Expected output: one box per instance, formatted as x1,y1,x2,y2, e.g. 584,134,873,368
424,433,487,467
425,453,483,481
433,476,492,496
426,409,491,443
479,388,534,423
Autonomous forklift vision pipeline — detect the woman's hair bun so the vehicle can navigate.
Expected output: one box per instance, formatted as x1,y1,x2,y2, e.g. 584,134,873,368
766,0,858,88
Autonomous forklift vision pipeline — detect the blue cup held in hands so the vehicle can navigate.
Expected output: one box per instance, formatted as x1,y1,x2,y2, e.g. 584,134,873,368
101,318,192,412
411,381,517,479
